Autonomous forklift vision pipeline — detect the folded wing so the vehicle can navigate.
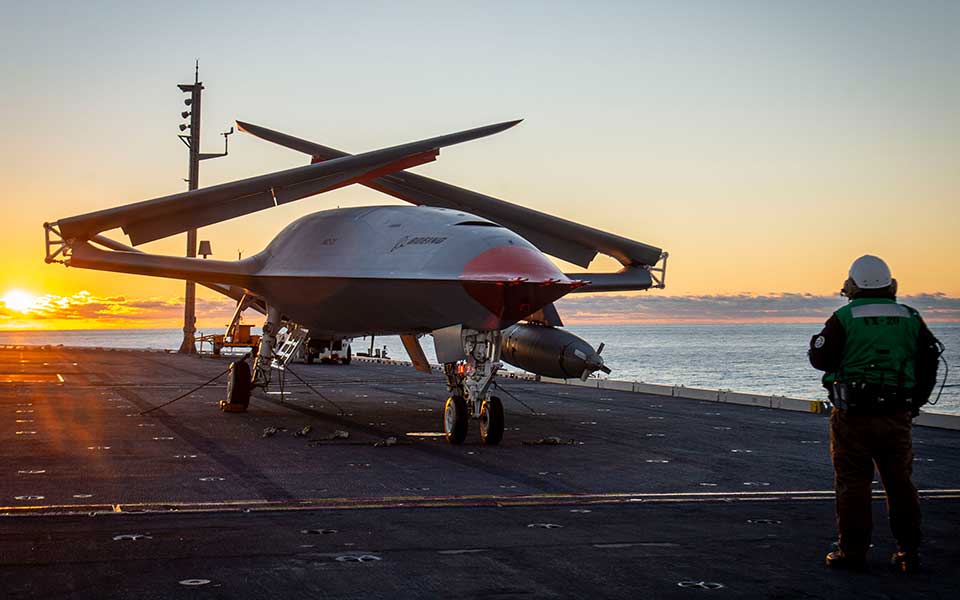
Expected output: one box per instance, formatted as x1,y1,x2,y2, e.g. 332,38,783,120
236,121,664,270
55,120,521,245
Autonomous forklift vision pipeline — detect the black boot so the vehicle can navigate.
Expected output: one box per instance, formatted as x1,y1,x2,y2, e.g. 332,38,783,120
826,550,866,571
890,551,920,574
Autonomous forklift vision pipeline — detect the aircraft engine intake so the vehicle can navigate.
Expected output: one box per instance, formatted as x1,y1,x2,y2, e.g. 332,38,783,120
501,323,611,381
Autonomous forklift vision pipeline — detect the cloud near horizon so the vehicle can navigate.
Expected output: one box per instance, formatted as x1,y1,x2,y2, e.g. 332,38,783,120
1,291,958,329
557,292,960,323
0,291,237,328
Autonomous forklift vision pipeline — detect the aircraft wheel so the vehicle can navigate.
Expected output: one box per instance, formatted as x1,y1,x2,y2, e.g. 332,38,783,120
341,346,352,365
443,396,468,445
479,396,504,445
225,360,251,407
306,353,315,365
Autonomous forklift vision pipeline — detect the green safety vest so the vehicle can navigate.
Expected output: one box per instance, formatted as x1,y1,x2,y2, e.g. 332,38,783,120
824,298,923,389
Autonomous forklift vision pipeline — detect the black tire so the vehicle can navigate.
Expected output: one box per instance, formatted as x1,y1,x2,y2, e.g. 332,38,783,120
479,396,504,445
341,346,352,365
306,353,314,365
226,360,252,407
443,396,468,445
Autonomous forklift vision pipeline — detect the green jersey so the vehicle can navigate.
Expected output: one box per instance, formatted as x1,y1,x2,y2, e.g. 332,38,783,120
822,298,923,389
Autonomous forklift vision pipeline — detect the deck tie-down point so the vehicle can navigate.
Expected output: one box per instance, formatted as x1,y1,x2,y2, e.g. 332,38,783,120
678,581,725,590
113,534,152,541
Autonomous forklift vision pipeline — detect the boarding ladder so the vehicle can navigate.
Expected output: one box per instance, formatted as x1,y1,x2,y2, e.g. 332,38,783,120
271,324,308,370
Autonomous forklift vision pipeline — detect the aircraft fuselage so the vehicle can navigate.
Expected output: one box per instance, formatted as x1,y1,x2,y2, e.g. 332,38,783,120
244,206,579,336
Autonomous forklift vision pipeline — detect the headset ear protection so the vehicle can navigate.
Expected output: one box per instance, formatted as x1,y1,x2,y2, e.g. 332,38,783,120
841,277,858,299
889,278,898,297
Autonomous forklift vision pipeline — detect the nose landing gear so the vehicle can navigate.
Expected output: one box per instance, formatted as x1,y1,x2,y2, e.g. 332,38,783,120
441,329,506,445
479,396,504,445
443,396,469,444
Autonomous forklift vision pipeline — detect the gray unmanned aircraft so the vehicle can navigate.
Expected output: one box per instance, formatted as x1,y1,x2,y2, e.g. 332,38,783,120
44,119,667,444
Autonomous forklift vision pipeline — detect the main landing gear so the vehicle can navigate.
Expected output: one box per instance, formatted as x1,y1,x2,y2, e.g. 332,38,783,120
220,359,252,412
442,329,505,445
222,304,308,413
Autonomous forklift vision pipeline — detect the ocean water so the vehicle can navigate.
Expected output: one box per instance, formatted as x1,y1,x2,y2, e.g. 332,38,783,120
2,323,957,414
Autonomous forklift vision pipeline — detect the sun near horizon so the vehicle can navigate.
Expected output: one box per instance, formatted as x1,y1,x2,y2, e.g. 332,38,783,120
1,283,957,332
1,289,38,314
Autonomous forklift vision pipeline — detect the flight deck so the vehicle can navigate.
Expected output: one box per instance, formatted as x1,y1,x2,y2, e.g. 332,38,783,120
2,346,959,598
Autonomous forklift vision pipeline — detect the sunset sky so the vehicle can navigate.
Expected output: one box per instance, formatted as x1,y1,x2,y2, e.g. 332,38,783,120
1,2,957,328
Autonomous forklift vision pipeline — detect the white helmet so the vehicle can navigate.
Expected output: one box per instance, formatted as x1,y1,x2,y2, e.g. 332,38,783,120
848,255,892,289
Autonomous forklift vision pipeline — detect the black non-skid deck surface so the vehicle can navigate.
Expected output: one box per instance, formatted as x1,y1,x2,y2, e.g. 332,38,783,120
1,347,959,599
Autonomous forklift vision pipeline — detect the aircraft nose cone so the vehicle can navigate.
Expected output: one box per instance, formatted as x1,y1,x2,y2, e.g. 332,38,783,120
460,245,582,324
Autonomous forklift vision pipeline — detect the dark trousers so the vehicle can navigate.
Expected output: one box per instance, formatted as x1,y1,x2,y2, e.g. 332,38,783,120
829,408,922,557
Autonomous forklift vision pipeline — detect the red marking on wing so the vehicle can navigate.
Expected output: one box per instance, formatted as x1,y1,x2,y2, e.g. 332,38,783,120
311,150,438,187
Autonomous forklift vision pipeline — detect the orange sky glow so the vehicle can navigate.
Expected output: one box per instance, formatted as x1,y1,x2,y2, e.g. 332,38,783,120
1,288,956,331
1,4,957,331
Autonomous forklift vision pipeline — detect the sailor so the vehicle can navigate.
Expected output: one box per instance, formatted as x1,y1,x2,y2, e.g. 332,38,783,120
809,255,942,573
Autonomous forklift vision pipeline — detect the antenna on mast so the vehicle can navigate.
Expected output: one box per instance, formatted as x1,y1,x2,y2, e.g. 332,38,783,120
175,61,231,354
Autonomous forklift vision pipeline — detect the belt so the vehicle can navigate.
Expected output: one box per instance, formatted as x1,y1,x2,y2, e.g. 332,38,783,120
828,382,916,415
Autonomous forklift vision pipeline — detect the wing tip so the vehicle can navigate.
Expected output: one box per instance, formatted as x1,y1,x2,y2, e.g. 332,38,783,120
494,118,523,132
